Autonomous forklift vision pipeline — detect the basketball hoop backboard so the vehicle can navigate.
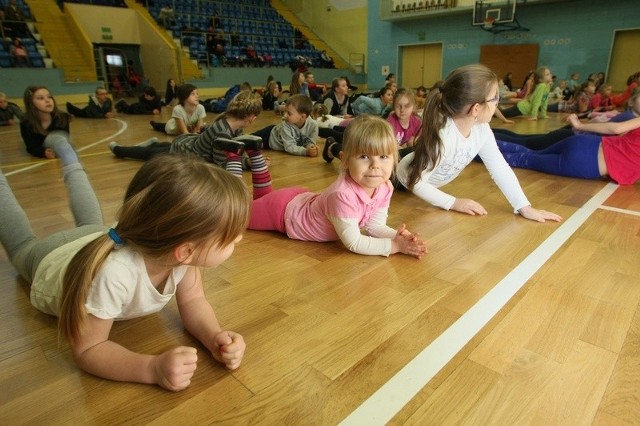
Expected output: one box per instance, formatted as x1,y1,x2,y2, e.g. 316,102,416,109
473,0,529,33
473,0,516,25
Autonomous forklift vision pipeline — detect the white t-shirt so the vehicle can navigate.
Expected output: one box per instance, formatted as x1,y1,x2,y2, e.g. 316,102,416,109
85,247,189,320
31,233,189,318
165,104,206,135
396,118,530,212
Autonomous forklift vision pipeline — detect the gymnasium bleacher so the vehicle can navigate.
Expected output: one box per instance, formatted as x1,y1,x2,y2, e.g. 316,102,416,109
0,0,46,68
147,0,326,68
2,0,336,73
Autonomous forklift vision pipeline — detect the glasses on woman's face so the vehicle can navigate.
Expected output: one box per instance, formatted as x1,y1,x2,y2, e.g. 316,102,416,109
485,93,500,104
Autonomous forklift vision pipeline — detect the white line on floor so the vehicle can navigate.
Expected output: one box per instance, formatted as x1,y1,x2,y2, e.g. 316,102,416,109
5,119,127,177
340,182,619,425
599,204,640,217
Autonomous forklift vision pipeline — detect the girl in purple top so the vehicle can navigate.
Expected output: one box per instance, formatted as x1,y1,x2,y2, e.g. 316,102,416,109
248,115,427,258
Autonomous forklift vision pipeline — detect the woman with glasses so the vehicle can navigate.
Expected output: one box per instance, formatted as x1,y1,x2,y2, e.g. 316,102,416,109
396,64,562,223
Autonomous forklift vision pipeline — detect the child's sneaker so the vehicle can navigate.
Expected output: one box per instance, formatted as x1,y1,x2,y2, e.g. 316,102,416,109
108,141,119,155
234,134,263,151
322,137,336,163
214,138,245,155
149,121,165,132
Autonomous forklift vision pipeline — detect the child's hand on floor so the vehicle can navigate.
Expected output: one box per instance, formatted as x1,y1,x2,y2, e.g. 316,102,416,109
152,346,198,391
212,331,246,370
392,224,428,259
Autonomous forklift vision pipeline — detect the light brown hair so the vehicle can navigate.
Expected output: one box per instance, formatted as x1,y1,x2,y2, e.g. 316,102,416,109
406,64,497,190
286,94,313,116
223,89,262,120
59,155,251,342
340,115,399,172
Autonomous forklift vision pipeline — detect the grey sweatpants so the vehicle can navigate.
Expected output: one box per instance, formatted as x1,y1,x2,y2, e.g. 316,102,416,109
0,163,107,282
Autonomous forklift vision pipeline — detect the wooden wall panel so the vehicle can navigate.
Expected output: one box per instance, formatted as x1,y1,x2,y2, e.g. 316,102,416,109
480,44,539,89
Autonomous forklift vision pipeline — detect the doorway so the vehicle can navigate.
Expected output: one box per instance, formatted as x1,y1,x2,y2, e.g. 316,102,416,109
400,43,443,89
608,29,640,92
94,44,143,98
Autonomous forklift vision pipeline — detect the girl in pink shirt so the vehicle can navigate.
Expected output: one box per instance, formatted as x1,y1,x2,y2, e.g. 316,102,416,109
386,88,422,149
248,115,427,258
322,89,422,163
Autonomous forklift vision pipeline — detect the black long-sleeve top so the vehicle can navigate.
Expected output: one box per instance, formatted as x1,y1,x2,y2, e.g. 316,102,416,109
20,113,70,157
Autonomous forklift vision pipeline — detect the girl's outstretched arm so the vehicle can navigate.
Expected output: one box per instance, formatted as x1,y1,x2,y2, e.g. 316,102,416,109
71,315,198,391
176,267,246,371
334,209,426,258
569,114,640,135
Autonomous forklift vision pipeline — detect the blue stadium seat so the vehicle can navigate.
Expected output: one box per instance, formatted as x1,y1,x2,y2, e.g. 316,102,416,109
137,0,327,69
29,52,43,67
0,51,12,68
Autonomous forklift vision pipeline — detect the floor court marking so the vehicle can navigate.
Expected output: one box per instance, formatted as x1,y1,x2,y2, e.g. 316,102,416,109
599,204,640,217
4,119,127,177
340,182,620,425
0,129,19,135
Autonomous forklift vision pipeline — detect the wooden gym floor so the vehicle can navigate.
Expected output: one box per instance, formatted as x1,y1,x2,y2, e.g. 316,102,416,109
0,104,639,424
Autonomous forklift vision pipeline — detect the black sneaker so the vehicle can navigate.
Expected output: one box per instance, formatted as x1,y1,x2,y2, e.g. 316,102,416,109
214,138,245,155
233,134,263,151
322,137,336,163
108,141,123,158
150,121,165,132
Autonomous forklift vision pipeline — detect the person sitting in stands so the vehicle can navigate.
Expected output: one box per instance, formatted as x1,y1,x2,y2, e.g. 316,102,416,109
4,0,24,21
320,50,334,68
158,5,174,28
243,44,257,67
10,38,29,67
3,0,28,38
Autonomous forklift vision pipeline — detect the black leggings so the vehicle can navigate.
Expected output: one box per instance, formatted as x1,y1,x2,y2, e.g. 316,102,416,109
112,142,171,160
492,127,573,150
319,127,346,143
501,105,522,118
251,125,276,148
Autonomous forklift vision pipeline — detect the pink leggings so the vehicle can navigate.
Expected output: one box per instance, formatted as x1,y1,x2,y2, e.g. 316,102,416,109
249,187,308,232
